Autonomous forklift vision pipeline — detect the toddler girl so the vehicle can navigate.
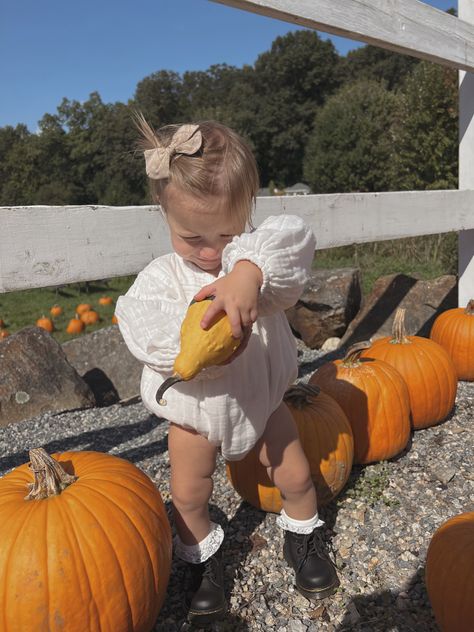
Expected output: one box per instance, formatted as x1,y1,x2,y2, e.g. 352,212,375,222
116,115,339,625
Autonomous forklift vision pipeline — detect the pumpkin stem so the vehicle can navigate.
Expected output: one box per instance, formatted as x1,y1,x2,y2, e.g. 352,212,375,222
284,383,321,409
465,300,474,315
155,375,183,406
391,308,410,344
26,448,77,500
342,341,371,367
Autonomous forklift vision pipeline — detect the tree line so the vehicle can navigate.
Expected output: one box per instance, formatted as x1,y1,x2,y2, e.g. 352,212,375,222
0,29,458,207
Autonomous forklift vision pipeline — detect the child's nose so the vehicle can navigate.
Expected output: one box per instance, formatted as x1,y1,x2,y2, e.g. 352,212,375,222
200,246,220,260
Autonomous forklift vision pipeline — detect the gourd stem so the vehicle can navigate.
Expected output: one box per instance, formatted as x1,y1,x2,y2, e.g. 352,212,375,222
26,448,77,500
284,383,321,409
155,375,183,406
391,308,410,344
342,341,371,367
465,299,474,315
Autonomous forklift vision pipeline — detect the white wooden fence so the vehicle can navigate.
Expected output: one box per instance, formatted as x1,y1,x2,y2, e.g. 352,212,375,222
1,0,473,305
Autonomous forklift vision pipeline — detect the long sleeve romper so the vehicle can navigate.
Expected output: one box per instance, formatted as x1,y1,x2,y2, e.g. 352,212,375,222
115,215,316,461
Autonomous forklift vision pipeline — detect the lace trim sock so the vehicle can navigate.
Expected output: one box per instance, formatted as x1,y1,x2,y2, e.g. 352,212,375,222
174,521,225,564
276,509,325,534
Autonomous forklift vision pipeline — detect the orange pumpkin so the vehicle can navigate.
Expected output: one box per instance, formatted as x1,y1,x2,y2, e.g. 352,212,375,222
36,315,54,332
426,512,474,632
50,304,63,317
99,296,114,305
361,308,458,429
0,329,9,339
0,448,172,632
0,318,5,328
430,299,474,381
112,314,119,324
226,384,354,512
80,309,100,325
66,315,85,335
76,303,92,315
309,341,411,464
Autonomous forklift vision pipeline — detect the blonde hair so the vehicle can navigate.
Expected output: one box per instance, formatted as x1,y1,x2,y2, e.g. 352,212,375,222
134,113,259,227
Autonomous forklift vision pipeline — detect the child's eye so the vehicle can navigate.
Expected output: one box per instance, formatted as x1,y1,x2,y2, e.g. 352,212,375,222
181,235,201,242
221,234,235,239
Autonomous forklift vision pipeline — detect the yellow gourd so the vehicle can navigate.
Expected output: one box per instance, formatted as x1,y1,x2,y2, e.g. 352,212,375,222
156,298,240,405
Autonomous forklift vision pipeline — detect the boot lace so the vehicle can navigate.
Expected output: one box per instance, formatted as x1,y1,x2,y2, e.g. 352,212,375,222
293,529,329,573
201,555,221,588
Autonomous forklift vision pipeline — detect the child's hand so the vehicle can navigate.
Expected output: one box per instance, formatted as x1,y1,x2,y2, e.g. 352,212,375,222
219,324,252,365
193,260,263,339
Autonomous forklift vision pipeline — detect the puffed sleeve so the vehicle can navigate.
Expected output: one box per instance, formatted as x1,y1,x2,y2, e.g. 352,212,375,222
221,215,316,315
115,259,185,373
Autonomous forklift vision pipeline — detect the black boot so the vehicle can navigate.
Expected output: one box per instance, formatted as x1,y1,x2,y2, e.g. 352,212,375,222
283,528,339,600
185,547,227,624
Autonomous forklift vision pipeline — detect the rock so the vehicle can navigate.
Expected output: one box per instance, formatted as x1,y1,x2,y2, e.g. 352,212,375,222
62,325,142,405
340,273,457,347
0,327,95,426
286,268,361,348
320,337,341,352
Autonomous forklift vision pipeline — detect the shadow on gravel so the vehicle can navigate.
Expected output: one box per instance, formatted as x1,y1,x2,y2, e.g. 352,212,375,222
335,567,438,632
156,500,263,630
0,414,166,475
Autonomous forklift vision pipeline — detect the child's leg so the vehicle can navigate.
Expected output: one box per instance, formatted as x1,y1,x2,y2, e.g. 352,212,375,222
168,422,226,623
256,401,339,601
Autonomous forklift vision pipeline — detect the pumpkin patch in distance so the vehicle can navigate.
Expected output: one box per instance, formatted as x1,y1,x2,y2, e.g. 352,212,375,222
99,296,114,305
76,302,92,315
36,316,54,332
430,299,474,381
50,304,63,317
226,384,354,512
0,448,172,632
361,308,457,429
0,330,9,339
80,309,100,325
66,315,85,335
425,511,474,632
309,341,411,464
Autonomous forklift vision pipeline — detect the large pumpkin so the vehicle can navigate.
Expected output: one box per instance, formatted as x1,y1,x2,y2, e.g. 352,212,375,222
361,308,458,429
426,512,474,632
226,384,354,512
309,342,411,464
430,299,474,381
0,448,172,632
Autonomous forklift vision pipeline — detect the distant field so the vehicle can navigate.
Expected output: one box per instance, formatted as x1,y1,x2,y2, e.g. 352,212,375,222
0,234,457,342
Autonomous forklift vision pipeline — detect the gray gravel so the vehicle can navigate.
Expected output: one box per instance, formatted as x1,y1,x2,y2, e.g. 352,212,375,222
1,344,473,632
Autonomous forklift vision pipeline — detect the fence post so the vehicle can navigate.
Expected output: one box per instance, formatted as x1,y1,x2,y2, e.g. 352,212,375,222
459,0,474,307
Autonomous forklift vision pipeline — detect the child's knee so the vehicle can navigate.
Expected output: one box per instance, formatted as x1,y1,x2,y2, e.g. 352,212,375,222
171,474,214,510
273,462,313,497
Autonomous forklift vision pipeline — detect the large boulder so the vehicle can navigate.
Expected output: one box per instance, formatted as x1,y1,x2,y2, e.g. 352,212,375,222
0,327,95,427
340,273,457,347
62,325,142,405
286,268,361,348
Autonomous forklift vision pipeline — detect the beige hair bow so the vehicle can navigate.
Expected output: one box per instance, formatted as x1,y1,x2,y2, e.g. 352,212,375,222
144,124,202,180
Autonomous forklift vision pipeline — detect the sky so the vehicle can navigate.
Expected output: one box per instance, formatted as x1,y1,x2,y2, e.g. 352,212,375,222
1,0,457,132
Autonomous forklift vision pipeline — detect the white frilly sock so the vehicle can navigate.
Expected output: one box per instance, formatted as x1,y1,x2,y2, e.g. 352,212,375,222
276,509,325,534
174,521,224,564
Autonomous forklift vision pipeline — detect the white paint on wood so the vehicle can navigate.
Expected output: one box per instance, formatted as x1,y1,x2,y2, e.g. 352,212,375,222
458,0,474,307
2,190,474,293
211,0,474,71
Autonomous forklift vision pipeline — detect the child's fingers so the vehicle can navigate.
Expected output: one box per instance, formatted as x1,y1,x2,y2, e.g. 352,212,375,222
194,285,215,302
200,300,225,330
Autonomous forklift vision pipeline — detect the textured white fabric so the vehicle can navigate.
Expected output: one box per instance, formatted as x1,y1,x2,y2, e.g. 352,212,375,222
116,215,316,460
276,509,325,534
174,522,224,563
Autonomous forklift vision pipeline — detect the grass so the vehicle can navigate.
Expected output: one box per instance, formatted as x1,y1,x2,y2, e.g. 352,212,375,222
0,276,136,343
0,233,457,343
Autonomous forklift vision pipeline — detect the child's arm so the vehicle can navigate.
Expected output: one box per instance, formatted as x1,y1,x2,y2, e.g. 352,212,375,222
195,215,315,338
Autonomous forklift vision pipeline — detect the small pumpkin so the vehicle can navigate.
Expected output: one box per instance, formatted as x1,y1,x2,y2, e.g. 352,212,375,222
0,448,172,632
99,296,114,305
226,384,354,512
80,309,100,325
112,314,119,324
309,341,411,464
156,298,240,404
430,299,474,381
425,511,474,632
50,304,63,317
76,303,92,315
66,314,85,335
0,318,5,328
361,308,458,429
0,329,9,339
36,315,54,332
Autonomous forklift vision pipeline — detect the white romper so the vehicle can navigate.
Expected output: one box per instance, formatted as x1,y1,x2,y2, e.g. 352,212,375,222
115,215,316,460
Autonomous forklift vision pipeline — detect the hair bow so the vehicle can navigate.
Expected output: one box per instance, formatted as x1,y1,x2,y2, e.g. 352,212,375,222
144,124,202,180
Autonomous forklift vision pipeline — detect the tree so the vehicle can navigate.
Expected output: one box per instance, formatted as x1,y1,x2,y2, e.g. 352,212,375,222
388,61,458,190
133,70,186,126
341,45,420,91
303,80,399,193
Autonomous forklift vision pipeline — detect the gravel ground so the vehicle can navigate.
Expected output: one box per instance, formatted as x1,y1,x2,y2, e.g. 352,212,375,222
1,344,473,632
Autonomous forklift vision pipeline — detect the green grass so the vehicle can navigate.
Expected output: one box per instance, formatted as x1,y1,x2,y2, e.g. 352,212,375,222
0,276,136,343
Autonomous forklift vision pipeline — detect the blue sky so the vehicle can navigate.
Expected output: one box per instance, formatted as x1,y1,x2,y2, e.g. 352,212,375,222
1,0,457,131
